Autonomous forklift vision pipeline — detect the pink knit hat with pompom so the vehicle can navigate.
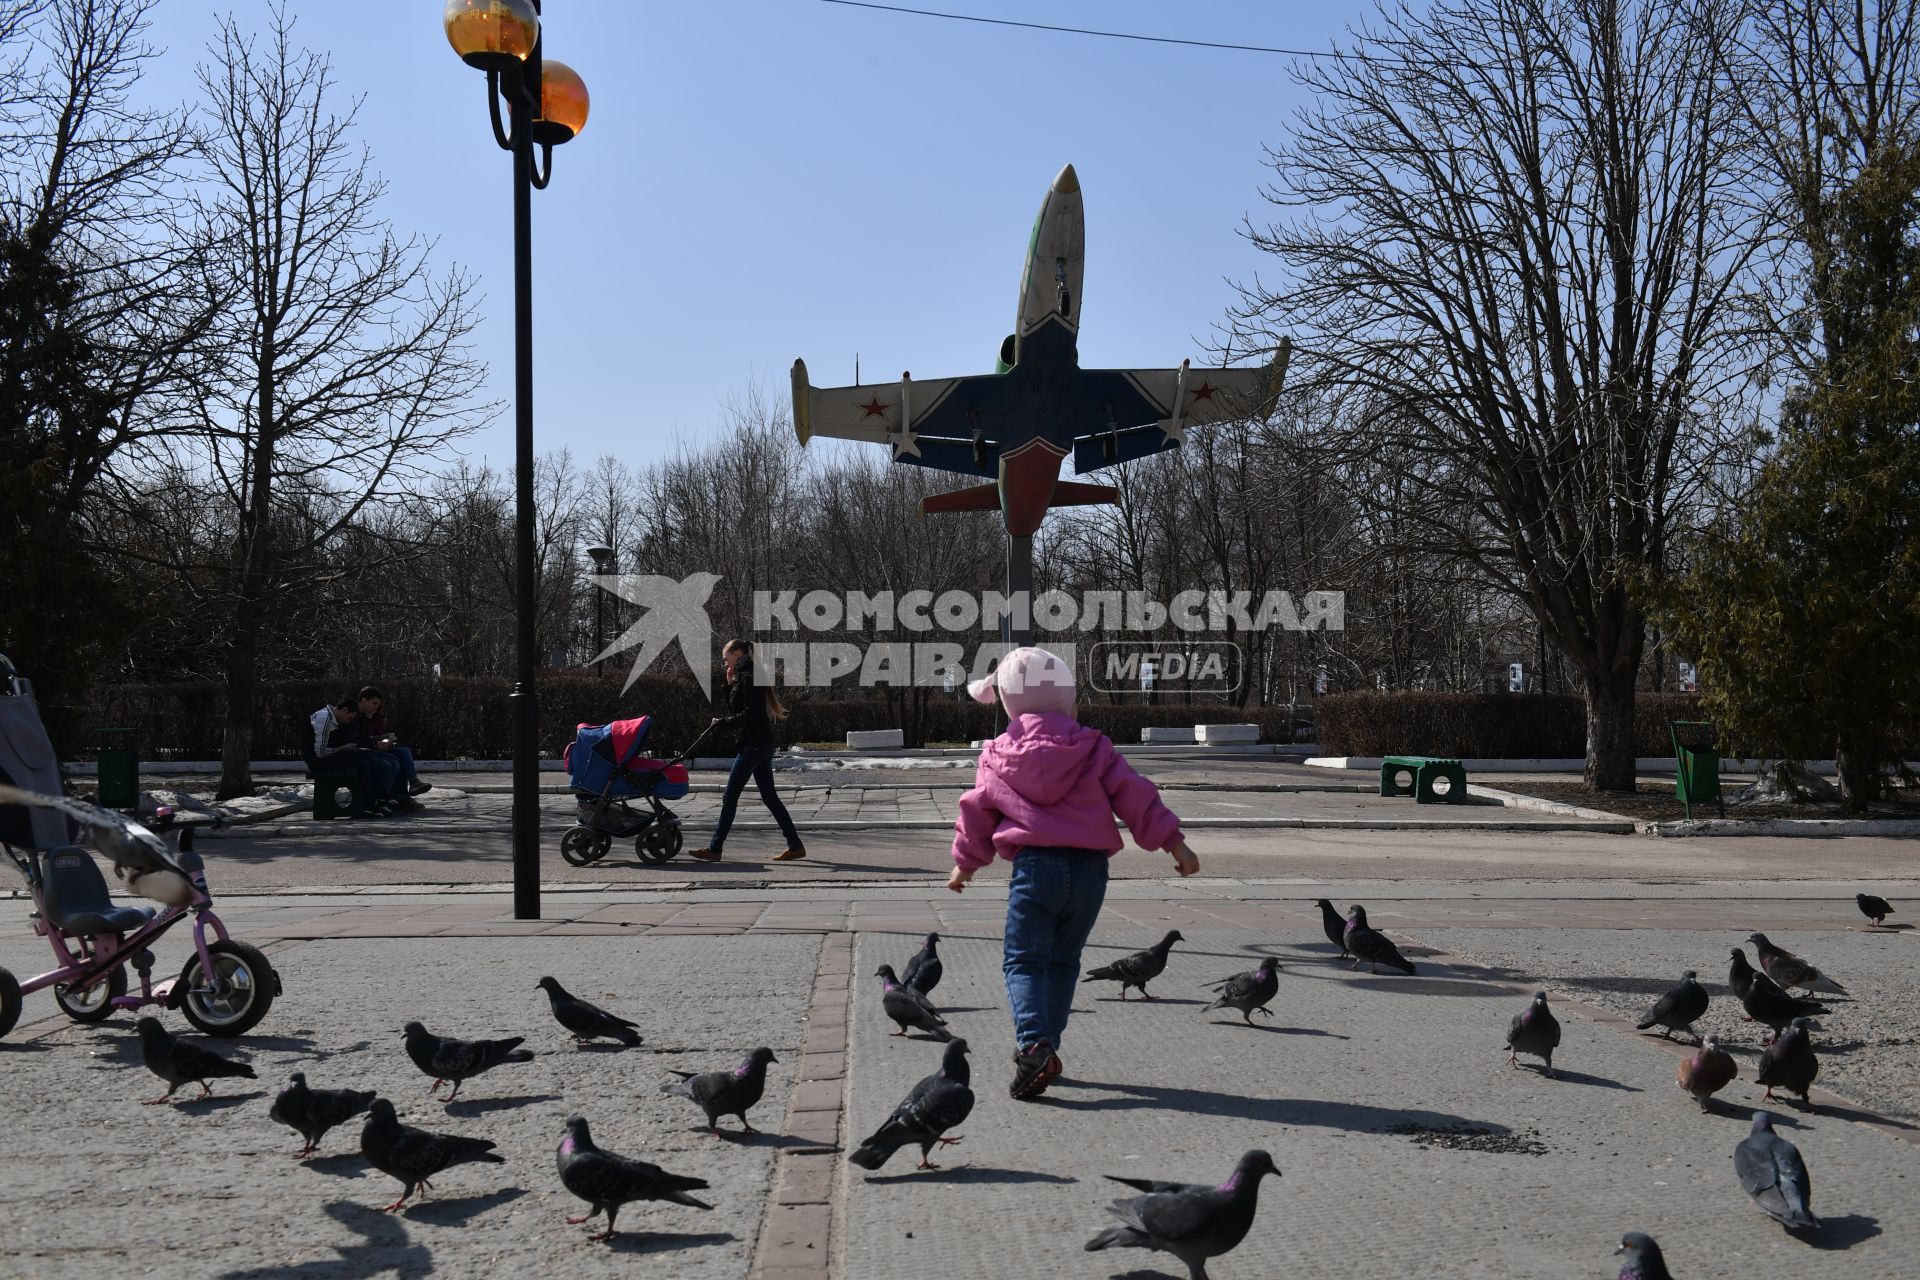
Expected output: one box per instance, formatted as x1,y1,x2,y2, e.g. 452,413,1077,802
968,646,1076,718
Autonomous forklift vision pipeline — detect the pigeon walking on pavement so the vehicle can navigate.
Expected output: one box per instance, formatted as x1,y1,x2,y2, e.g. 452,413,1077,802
660,1046,778,1136
1748,933,1848,997
270,1071,375,1156
402,1022,534,1100
135,1016,255,1104
1677,1036,1738,1112
556,1114,712,1241
1505,990,1561,1076
536,976,643,1047
359,1097,504,1212
1084,1148,1281,1280
1729,950,1825,1041
901,932,943,996
1755,1017,1819,1109
1201,956,1280,1025
1344,905,1418,975
1734,1111,1818,1231
1084,930,1184,1000
849,1038,974,1171
1855,892,1895,927
875,964,952,1040
1636,969,1709,1042
1614,1232,1674,1280
1314,899,1350,959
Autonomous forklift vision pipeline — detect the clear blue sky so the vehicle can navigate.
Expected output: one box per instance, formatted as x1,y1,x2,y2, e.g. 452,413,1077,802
132,1,1363,469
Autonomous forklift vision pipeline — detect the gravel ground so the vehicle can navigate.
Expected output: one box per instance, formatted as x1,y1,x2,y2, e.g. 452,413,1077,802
1414,926,1920,1121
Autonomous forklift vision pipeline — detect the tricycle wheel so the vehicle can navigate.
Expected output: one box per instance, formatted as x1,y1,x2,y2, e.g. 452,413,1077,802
0,967,20,1040
176,940,277,1036
637,823,682,864
54,965,127,1023
559,827,607,867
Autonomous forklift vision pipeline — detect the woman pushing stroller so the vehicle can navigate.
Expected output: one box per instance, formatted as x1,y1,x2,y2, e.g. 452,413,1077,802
688,639,806,863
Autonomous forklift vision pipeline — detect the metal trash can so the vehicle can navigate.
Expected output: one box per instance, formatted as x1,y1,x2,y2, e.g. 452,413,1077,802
96,727,139,809
1669,720,1723,819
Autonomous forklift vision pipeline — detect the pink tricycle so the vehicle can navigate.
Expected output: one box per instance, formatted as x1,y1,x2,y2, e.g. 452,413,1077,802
0,656,280,1041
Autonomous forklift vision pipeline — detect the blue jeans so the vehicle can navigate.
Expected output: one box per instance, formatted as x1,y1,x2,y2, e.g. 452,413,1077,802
1002,846,1110,1052
363,750,400,798
707,743,801,853
373,746,417,791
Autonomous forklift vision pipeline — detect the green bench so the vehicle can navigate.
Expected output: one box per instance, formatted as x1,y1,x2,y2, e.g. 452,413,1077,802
1379,755,1469,805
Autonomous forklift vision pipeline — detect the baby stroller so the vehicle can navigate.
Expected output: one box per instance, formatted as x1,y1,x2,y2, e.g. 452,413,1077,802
0,654,280,1042
558,715,712,867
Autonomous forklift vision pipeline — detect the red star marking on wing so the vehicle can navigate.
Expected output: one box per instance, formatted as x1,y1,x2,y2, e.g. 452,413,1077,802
1188,381,1218,403
858,396,890,420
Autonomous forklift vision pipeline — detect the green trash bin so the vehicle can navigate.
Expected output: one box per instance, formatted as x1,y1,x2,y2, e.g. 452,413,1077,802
96,727,139,809
1669,721,1723,820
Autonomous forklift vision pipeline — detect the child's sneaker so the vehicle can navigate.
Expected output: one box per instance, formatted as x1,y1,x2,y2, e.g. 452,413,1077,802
1009,1041,1054,1099
1040,1051,1063,1089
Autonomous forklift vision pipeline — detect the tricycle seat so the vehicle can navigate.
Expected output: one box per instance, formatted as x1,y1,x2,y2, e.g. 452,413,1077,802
36,847,156,935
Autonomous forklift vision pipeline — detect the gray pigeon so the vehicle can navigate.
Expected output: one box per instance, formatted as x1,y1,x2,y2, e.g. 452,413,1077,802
557,1114,712,1241
269,1071,375,1156
1734,1111,1818,1231
536,976,642,1046
1344,905,1417,974
876,964,951,1040
402,1021,534,1100
1729,949,1825,1040
1748,933,1848,997
1085,930,1185,999
1314,898,1350,959
1636,969,1709,1042
136,1016,256,1104
1614,1231,1674,1280
849,1038,974,1170
1855,892,1894,927
1202,956,1280,1025
1755,1016,1819,1108
1084,1148,1281,1280
359,1097,504,1213
1505,990,1561,1076
661,1046,778,1135
901,932,943,996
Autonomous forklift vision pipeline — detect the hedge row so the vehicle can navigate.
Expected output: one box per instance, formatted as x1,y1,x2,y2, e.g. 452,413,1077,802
76,678,1301,759
1316,692,1709,758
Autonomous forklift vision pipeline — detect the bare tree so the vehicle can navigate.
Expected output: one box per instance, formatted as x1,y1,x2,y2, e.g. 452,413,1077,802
1235,0,1763,787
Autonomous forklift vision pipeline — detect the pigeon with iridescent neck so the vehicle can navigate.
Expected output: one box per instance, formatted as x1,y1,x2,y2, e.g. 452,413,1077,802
1085,930,1184,999
1085,1148,1280,1280
556,1114,711,1241
1748,933,1848,997
901,932,943,996
1614,1232,1674,1280
875,964,951,1041
1755,1017,1819,1108
1636,969,1708,1042
660,1046,778,1135
1344,904,1417,975
1505,990,1561,1076
1677,1036,1737,1111
1856,892,1894,927
1735,1111,1818,1231
849,1038,974,1170
270,1071,375,1156
1314,899,1350,959
1729,949,1824,1041
1201,956,1280,1025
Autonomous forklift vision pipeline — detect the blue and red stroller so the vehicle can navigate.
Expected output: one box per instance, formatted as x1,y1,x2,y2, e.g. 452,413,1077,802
558,715,710,866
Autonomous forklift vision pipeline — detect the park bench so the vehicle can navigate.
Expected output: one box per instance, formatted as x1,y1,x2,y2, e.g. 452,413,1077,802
1379,755,1469,805
298,717,374,820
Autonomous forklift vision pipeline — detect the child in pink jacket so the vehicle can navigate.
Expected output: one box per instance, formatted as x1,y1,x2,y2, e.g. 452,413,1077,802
949,646,1197,1099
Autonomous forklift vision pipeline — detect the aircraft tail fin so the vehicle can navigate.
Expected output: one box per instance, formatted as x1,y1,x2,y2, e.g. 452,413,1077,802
920,484,1002,517
1051,481,1119,508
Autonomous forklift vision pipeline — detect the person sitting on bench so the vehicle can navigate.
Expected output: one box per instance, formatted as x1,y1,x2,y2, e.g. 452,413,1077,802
357,685,430,801
310,698,406,816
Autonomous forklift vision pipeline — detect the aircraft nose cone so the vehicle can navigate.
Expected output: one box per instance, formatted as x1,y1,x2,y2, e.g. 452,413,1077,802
1052,162,1079,194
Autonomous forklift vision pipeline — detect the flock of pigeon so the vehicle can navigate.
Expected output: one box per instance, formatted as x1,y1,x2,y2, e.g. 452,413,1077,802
118,891,1900,1276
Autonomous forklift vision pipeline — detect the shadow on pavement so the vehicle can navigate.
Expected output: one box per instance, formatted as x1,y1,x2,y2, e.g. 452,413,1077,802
218,1200,429,1279
402,1187,526,1226
1043,1079,1510,1134
1806,1213,1883,1250
444,1092,561,1117
603,1229,737,1255
303,1153,369,1178
1534,1067,1641,1092
177,1090,267,1113
861,1166,1077,1186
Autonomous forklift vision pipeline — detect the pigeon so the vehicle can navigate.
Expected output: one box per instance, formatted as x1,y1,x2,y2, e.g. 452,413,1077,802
875,964,951,1041
1636,969,1709,1042
270,1071,376,1156
1734,1111,1818,1231
1856,892,1895,927
1201,956,1280,1025
1729,950,1825,1040
849,1037,975,1171
135,1016,256,1104
360,1096,504,1213
556,1114,712,1241
536,976,643,1047
1614,1231,1674,1280
1314,898,1351,959
1084,1148,1281,1280
901,932,943,996
1344,905,1417,975
1084,929,1185,1000
401,1021,534,1100
1755,1016,1819,1108
661,1046,778,1136
1748,933,1848,997
1677,1035,1738,1112
1505,990,1561,1076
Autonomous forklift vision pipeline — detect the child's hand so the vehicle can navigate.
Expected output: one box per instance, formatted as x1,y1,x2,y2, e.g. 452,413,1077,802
947,865,974,894
1169,840,1199,877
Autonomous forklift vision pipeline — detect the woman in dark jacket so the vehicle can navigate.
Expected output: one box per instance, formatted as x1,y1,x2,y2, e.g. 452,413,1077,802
688,638,805,862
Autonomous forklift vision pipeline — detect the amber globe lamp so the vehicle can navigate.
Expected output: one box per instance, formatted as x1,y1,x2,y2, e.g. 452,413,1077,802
532,59,590,145
444,0,539,72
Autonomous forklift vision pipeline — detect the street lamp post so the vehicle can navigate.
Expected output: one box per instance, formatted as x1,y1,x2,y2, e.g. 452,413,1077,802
444,0,590,920
585,542,613,669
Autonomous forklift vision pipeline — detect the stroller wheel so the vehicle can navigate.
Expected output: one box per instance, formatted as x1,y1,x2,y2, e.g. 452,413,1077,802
176,940,277,1036
0,967,20,1040
636,823,683,865
54,965,127,1023
560,827,607,867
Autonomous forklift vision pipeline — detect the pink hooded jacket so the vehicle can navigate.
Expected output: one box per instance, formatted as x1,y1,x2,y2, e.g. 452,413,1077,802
951,711,1185,871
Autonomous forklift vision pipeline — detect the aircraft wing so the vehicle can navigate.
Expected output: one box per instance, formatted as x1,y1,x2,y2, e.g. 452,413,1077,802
1072,340,1291,473
791,358,975,454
